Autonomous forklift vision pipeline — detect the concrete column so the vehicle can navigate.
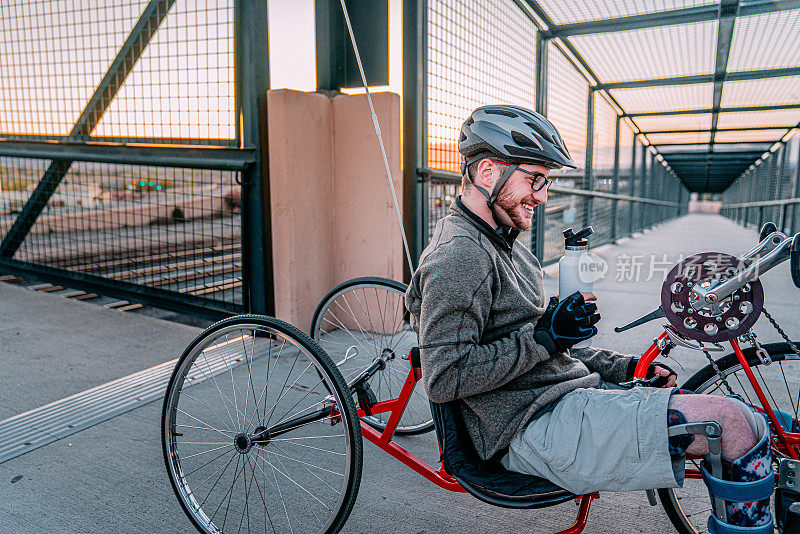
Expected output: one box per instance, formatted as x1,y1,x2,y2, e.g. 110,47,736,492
267,89,403,328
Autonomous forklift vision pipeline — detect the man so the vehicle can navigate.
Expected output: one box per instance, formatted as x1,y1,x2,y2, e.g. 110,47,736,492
405,105,774,532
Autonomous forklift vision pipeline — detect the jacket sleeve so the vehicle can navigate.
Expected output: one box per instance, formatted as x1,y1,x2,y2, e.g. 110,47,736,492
409,239,552,403
569,346,635,385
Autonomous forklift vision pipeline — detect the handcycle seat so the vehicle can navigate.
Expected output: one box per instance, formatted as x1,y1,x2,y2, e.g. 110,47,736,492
411,349,577,509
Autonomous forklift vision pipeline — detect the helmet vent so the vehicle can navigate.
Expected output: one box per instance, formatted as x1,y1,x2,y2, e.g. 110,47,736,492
511,130,541,149
524,121,555,144
485,109,518,118
458,132,467,142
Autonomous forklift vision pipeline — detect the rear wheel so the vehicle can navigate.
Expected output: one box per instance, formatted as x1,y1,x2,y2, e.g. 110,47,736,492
163,315,363,534
310,277,433,435
658,342,800,533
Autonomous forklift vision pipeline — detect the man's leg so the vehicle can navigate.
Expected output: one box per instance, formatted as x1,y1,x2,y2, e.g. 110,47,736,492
668,394,774,531
669,394,757,458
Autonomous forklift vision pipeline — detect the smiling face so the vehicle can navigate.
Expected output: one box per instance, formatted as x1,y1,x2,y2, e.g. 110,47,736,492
493,162,550,231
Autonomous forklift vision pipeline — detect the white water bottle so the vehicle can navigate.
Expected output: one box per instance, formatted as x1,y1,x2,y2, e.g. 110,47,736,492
558,227,594,348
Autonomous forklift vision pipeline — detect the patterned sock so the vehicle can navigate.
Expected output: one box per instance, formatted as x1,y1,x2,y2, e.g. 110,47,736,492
722,429,772,528
666,388,695,459
667,407,694,458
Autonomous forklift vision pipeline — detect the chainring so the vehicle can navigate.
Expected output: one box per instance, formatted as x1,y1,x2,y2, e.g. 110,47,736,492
661,252,764,343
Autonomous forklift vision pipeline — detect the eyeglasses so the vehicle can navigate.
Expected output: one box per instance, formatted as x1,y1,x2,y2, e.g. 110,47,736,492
489,160,556,192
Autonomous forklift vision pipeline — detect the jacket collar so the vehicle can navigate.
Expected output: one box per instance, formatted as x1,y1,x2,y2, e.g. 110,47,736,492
452,196,520,249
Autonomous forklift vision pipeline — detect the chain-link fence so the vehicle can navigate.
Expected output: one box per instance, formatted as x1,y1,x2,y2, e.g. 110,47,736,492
721,135,800,235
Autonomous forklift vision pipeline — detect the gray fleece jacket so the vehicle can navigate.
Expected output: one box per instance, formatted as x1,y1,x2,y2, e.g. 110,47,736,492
405,198,635,460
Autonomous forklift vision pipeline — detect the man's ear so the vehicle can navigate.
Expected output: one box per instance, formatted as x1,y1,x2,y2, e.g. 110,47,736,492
475,159,497,189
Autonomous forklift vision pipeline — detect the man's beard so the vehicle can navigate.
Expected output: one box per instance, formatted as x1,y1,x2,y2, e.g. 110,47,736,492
494,188,534,231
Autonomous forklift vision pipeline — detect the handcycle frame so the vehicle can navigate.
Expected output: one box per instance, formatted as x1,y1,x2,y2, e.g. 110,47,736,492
345,351,598,534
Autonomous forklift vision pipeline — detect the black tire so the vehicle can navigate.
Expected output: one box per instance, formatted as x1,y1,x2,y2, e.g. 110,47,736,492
162,315,363,534
310,277,433,435
658,342,800,533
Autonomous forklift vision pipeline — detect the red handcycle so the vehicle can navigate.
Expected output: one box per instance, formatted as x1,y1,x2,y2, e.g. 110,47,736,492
162,222,800,533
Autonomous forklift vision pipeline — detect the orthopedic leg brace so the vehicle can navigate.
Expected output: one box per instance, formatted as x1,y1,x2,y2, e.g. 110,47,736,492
668,398,774,533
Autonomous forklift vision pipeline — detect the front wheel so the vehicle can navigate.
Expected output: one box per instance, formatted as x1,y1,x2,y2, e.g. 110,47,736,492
658,342,800,533
162,315,363,534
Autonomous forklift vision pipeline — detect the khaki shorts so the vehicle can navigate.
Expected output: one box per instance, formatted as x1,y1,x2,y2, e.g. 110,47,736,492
500,384,680,495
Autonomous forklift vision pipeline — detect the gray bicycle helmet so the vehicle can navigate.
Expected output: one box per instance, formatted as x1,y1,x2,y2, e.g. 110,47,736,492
459,105,576,209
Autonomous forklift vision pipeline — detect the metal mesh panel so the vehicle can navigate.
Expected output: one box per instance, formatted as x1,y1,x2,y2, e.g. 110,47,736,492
0,1,236,145
427,180,459,240
544,46,589,263
0,0,150,138
536,0,718,25
716,109,800,129
610,83,714,114
728,10,800,71
2,157,242,308
568,21,717,83
647,131,713,145
615,120,635,241
721,76,800,107
426,0,537,173
548,45,589,169
632,113,713,132
543,191,586,263
590,95,617,246
426,179,532,250
92,0,236,144
714,128,790,143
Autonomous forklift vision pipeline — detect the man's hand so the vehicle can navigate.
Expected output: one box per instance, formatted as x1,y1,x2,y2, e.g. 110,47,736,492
651,365,677,388
533,291,601,355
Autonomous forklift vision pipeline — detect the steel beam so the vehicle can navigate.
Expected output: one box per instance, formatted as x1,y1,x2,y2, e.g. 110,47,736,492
0,258,238,320
546,0,799,38
642,126,795,135
404,0,427,268
611,115,621,241
533,32,548,261
0,0,175,259
707,0,740,192
791,140,800,233
583,90,595,228
627,104,800,117
0,141,255,171
628,142,638,235
596,67,800,90
235,0,272,315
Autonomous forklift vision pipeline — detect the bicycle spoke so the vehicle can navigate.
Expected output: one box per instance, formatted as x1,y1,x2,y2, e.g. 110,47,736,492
177,423,235,437
177,409,234,439
166,318,360,534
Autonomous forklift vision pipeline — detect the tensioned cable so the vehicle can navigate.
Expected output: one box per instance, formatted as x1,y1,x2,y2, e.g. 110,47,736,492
338,0,416,273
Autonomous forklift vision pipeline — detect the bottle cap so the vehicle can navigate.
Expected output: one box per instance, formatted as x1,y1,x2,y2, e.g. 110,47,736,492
563,226,594,248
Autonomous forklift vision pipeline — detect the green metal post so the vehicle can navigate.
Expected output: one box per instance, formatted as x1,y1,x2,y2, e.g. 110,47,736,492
583,89,595,228
610,115,620,241
534,32,548,261
404,0,427,272
235,0,272,314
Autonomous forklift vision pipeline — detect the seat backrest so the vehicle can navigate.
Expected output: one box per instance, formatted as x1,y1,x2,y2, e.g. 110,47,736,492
429,400,575,509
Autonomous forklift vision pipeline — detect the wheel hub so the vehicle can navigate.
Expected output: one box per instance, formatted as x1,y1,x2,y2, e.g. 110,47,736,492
233,432,253,454
661,252,763,343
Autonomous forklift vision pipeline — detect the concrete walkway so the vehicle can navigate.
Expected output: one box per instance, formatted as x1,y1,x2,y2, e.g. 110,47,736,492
0,214,798,533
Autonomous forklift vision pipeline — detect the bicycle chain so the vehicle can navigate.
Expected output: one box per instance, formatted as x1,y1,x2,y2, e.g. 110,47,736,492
762,307,800,359
703,308,800,396
703,349,736,396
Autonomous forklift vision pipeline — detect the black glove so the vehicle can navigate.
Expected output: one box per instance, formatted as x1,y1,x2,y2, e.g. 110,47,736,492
533,291,600,356
647,361,677,388
625,359,677,388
